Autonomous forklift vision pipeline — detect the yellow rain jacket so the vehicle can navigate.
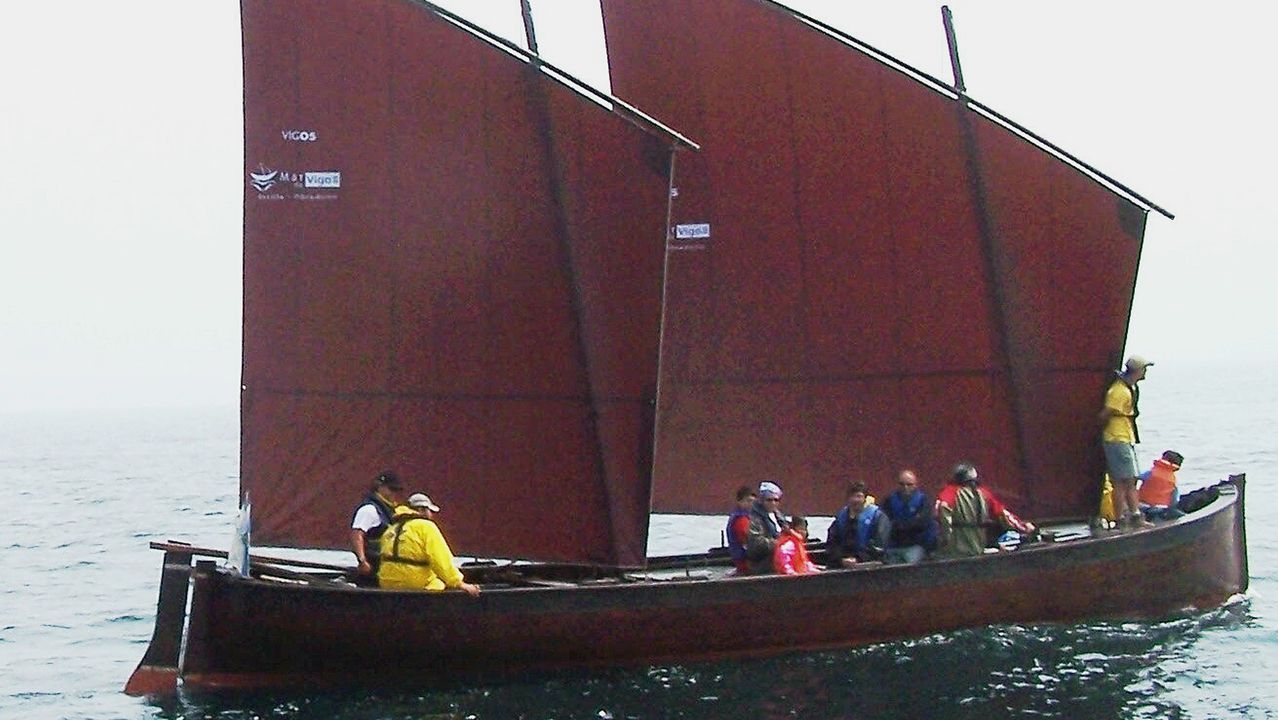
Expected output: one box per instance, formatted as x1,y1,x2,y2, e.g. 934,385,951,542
377,509,467,591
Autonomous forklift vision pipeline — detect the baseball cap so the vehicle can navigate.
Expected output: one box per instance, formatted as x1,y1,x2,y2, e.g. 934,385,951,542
1125,355,1154,371
407,493,440,512
374,471,403,490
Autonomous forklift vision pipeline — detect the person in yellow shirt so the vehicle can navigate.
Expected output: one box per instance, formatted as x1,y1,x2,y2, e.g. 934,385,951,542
1098,355,1155,530
378,492,481,596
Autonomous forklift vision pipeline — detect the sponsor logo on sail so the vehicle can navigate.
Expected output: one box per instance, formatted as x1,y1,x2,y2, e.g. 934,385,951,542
674,223,710,240
671,222,711,251
281,129,318,142
249,164,341,201
249,168,279,193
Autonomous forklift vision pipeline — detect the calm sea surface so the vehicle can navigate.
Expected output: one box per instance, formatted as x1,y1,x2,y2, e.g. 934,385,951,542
2,364,1274,719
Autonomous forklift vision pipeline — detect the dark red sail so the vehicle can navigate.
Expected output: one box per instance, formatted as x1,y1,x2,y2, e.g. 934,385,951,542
602,0,1153,518
241,0,685,566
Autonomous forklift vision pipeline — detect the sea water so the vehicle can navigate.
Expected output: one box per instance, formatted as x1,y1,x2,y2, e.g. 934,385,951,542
1,363,1274,719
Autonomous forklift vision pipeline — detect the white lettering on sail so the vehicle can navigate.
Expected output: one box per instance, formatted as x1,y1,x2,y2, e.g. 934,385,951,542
281,129,318,142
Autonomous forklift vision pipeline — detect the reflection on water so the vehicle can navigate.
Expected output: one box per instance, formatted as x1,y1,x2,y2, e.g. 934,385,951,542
149,601,1254,720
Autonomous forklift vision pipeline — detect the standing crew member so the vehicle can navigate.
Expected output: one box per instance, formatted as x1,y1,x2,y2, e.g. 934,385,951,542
349,471,404,586
1099,355,1156,530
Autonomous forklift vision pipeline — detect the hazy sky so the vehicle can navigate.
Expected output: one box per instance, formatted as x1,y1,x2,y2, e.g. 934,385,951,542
2,1,1273,413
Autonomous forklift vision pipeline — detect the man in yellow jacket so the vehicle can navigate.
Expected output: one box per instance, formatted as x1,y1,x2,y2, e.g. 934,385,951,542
378,493,481,597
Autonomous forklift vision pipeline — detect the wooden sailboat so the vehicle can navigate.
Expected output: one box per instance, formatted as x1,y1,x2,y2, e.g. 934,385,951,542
125,0,1247,696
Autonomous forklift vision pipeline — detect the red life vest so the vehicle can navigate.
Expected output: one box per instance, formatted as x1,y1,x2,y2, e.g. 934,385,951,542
1139,458,1178,507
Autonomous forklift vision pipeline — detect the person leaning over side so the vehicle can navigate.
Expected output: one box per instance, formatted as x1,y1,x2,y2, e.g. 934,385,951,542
349,471,404,587
378,492,481,597
773,516,820,575
745,481,787,574
935,463,1035,558
881,469,938,565
825,481,891,568
1099,355,1156,530
725,485,757,575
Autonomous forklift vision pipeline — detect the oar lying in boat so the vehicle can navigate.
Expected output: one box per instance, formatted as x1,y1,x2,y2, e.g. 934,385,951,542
149,539,377,587
150,540,352,573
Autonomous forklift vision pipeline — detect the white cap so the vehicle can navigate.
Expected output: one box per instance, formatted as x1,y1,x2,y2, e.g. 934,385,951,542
407,493,440,512
1125,355,1154,371
758,480,783,500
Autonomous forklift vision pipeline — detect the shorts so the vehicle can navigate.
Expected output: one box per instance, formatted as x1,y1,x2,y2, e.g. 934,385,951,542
1103,441,1140,480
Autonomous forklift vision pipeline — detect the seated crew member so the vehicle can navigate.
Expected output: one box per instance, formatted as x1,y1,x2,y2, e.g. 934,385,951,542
935,463,1035,558
745,480,787,574
378,492,481,597
1139,450,1186,521
349,471,404,587
826,482,891,567
725,485,757,575
881,469,938,565
773,516,820,575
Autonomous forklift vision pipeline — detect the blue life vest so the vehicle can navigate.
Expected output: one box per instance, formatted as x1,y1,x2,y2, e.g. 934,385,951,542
855,504,883,552
884,489,938,550
725,507,750,562
831,504,883,555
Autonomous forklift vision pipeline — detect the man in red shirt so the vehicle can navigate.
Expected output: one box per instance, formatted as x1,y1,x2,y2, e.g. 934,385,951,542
936,463,1035,557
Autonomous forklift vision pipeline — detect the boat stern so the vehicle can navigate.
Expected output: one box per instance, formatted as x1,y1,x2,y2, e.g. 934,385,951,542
123,546,194,696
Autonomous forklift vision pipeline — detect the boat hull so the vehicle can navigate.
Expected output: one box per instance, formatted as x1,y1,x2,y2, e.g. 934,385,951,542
128,476,1247,694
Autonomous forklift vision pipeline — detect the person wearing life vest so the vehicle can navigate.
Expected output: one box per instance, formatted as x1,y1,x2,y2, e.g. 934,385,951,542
725,485,757,575
1139,450,1185,521
378,492,481,596
881,469,938,565
773,516,820,575
349,471,404,587
1099,355,1156,530
826,482,891,567
936,463,1035,557
744,480,787,574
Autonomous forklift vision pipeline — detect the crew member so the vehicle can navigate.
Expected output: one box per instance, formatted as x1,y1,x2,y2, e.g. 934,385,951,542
826,481,890,567
1139,450,1185,521
1099,355,1156,529
881,469,938,564
745,480,787,574
379,492,481,596
725,485,756,574
349,471,404,586
773,516,820,575
936,463,1035,557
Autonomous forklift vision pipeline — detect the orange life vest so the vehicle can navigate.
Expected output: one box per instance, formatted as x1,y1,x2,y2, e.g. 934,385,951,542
1139,458,1178,507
